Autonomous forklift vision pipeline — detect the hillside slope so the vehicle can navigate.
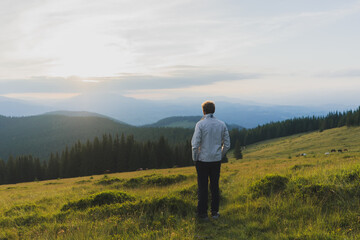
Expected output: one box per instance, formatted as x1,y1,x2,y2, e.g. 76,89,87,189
143,116,202,128
1,126,360,239
242,126,360,160
144,116,244,130
0,113,193,160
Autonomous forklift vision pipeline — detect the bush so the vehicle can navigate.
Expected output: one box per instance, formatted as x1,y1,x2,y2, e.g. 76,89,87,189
177,183,225,202
96,176,124,185
300,184,336,201
143,196,195,216
61,191,136,211
285,175,360,208
0,213,47,228
293,182,345,208
146,174,187,186
43,182,62,185
123,174,188,188
4,203,41,217
0,229,18,240
290,164,314,171
13,214,46,226
75,180,92,184
250,175,289,197
87,196,195,219
178,184,198,201
332,167,360,183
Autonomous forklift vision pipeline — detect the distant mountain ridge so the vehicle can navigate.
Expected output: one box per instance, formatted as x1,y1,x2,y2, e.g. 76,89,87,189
0,96,53,116
0,93,337,128
144,116,202,128
0,112,193,161
1,105,357,161
143,116,244,130
44,111,108,118
43,111,128,124
0,110,246,161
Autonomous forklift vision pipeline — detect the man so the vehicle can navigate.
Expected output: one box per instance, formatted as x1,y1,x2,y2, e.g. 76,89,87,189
191,100,230,220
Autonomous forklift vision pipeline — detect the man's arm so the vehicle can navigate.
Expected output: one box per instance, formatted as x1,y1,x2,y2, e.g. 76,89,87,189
191,123,201,161
221,125,230,157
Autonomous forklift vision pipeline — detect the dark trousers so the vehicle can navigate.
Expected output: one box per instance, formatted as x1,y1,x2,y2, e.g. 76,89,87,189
195,161,221,216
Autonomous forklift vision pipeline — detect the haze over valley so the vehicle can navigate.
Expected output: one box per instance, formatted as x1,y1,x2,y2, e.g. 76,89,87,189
0,93,345,128
1,1,360,238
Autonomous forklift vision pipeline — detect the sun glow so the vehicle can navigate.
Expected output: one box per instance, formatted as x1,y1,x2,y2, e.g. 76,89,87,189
81,79,101,83
1,93,80,101
21,14,138,77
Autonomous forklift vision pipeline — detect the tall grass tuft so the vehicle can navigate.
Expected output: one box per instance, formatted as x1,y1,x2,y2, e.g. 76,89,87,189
61,191,136,211
249,174,289,197
123,174,188,188
87,195,195,220
96,176,124,185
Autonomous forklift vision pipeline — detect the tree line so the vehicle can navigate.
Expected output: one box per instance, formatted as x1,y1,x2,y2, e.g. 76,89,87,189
0,134,193,185
1,107,359,185
230,107,360,147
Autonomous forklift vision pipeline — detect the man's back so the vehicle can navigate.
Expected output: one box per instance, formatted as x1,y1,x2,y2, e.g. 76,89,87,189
191,101,230,220
191,114,230,162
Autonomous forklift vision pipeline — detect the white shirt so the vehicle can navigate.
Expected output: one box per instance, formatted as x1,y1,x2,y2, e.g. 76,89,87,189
191,114,230,162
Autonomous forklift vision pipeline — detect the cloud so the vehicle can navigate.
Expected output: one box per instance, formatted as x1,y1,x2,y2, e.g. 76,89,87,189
2,0,359,79
0,0,359,107
0,66,258,96
103,66,257,90
0,77,76,94
318,69,360,78
2,92,79,101
123,70,360,107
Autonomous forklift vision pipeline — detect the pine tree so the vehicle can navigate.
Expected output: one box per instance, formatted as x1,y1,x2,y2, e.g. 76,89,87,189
6,156,16,184
0,159,6,184
233,140,243,160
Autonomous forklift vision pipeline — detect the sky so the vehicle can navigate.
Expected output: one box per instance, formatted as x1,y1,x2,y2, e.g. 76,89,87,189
0,0,360,107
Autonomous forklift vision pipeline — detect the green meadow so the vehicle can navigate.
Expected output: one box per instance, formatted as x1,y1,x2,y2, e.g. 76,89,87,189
2,126,360,239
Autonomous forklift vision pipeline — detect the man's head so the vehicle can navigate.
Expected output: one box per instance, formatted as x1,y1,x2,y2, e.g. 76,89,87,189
201,100,215,115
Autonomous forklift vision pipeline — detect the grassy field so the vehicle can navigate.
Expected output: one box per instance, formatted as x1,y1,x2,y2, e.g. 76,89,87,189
1,126,360,239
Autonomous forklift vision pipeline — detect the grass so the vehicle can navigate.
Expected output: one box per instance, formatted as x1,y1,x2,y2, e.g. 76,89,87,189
1,126,360,239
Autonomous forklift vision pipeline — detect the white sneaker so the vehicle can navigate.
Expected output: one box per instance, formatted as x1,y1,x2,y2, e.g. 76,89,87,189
212,212,220,219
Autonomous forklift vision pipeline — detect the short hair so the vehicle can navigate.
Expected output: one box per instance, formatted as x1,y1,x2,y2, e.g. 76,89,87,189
201,100,215,114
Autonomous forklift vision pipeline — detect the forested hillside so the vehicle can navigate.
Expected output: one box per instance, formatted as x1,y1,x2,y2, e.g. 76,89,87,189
231,107,360,147
144,116,243,130
0,134,195,185
2,126,360,239
0,114,193,160
1,107,360,185
143,116,202,128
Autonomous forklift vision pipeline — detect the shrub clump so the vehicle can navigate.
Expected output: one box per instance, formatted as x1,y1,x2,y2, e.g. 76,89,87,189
61,191,136,211
249,174,289,197
43,182,62,185
0,213,47,228
296,183,349,207
287,179,347,207
177,184,225,202
123,174,188,188
332,167,360,183
177,184,198,201
142,196,195,216
13,214,46,227
75,180,92,184
88,196,195,219
290,164,314,171
300,184,336,201
4,203,41,217
96,176,124,185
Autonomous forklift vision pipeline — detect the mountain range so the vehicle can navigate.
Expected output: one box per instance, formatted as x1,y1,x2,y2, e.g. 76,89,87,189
0,93,338,128
144,116,243,130
0,112,195,161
